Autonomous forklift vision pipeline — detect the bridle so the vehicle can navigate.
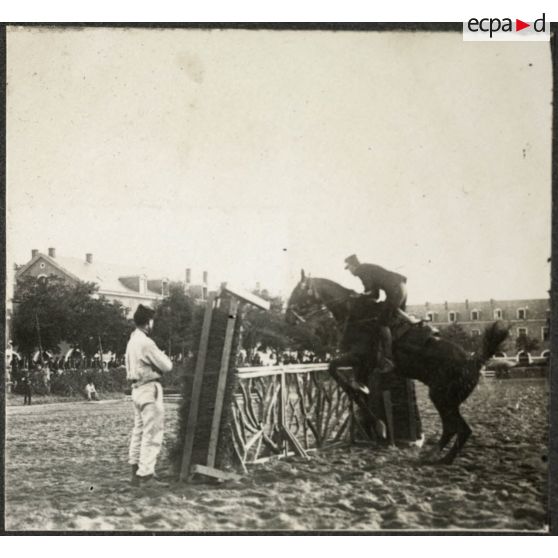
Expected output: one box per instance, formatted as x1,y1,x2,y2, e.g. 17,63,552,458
288,277,352,324
288,277,381,327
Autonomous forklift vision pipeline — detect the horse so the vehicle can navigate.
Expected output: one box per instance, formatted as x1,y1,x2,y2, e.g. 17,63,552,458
285,271,509,464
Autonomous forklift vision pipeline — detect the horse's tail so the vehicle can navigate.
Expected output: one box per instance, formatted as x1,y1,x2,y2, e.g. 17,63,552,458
473,320,509,367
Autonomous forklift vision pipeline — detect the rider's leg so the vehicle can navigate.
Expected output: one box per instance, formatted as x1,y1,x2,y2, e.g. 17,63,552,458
379,283,407,373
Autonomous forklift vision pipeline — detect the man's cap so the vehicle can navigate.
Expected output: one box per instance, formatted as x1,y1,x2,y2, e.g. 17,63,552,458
133,304,155,326
344,254,360,269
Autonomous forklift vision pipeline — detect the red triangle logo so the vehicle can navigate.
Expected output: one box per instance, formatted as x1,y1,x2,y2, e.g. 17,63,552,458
516,19,530,31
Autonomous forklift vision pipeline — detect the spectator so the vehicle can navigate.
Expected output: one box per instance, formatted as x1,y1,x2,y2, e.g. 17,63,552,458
22,371,32,405
85,380,99,401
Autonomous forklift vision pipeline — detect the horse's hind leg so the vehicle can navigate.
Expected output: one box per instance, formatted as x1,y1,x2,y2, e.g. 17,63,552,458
437,410,472,464
438,422,455,452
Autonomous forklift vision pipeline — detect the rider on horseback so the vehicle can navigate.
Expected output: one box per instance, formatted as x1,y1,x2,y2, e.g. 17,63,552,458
345,254,407,383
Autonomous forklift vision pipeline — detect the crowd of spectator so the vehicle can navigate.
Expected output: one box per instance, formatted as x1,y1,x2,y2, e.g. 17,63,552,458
236,349,332,367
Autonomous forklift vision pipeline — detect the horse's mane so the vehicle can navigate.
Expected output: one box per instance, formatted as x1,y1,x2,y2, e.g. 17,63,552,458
312,277,356,297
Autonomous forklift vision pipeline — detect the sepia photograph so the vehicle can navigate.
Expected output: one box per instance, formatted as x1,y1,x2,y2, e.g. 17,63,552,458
3,24,552,532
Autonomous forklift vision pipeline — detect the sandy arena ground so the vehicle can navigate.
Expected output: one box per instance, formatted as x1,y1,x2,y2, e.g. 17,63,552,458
5,378,549,532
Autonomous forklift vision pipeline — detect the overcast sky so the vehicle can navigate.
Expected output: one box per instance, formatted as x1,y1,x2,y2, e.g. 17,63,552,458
6,27,552,303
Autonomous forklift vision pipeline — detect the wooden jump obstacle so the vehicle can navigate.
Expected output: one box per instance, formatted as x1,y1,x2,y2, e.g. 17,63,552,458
178,283,275,482
176,284,422,481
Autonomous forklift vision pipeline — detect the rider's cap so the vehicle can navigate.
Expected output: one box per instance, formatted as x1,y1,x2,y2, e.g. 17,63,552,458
133,304,155,327
344,254,360,269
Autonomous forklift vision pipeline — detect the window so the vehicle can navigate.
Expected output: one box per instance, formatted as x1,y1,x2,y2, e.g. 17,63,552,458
448,311,457,323
541,327,549,341
471,329,481,337
494,308,503,319
518,327,528,336
426,311,437,322
471,310,480,321
517,308,527,320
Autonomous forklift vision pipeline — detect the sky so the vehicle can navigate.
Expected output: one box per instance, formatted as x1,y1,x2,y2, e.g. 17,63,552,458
6,27,552,304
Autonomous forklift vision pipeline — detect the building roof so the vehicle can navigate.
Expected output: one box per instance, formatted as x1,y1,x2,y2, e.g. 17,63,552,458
16,252,168,298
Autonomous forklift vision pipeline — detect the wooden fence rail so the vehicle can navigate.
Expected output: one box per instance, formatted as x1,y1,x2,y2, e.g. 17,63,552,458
232,364,354,466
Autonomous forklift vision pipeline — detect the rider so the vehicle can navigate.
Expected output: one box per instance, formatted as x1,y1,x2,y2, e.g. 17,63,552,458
344,254,407,379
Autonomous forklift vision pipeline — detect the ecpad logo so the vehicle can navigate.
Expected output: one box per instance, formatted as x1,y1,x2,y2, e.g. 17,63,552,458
463,13,549,41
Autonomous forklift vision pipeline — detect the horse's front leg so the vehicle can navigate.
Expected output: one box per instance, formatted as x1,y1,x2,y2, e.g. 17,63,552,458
328,353,387,441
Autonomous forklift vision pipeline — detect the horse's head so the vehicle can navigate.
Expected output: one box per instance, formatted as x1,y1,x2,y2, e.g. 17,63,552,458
285,270,323,325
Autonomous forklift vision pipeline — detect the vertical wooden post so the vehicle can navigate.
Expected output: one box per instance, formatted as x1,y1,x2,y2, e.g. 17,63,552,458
280,370,288,457
382,390,396,447
349,400,356,444
179,292,216,481
405,379,418,441
206,297,239,468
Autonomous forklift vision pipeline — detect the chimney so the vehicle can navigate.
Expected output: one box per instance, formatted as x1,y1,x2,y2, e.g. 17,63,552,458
203,271,208,284
444,301,448,310
185,268,191,285
31,249,38,258
86,253,93,264
48,247,56,258
255,282,261,292
465,299,469,309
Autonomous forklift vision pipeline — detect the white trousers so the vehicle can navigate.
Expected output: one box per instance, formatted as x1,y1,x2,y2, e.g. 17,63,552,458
128,382,165,477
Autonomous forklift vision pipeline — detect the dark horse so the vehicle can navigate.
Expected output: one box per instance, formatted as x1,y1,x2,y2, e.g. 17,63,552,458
286,271,509,464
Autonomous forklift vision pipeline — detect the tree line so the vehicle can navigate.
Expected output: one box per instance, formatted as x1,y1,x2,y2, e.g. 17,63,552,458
11,276,341,364
11,275,539,365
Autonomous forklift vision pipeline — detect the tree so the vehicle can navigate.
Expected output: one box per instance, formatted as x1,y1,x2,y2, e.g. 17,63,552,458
151,282,196,357
241,291,340,361
287,312,339,358
13,274,132,359
515,333,540,353
242,293,290,360
13,275,74,358
66,292,132,357
438,323,482,353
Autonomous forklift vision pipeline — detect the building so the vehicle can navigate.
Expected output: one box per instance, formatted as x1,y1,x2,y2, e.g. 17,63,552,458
14,248,170,317
406,298,550,357
184,267,209,303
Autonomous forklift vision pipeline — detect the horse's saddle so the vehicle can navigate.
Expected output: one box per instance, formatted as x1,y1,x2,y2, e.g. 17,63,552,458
390,309,439,346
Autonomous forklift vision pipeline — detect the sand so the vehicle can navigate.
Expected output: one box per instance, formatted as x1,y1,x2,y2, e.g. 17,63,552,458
4,378,548,532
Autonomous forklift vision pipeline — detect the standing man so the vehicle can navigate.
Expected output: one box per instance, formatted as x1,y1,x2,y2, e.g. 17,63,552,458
126,304,173,488
22,369,32,405
344,254,407,377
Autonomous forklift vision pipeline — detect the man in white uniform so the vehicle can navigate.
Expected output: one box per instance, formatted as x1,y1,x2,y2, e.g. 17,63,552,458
126,304,173,487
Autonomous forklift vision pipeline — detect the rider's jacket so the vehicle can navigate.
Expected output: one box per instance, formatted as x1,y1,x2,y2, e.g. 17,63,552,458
353,263,407,298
